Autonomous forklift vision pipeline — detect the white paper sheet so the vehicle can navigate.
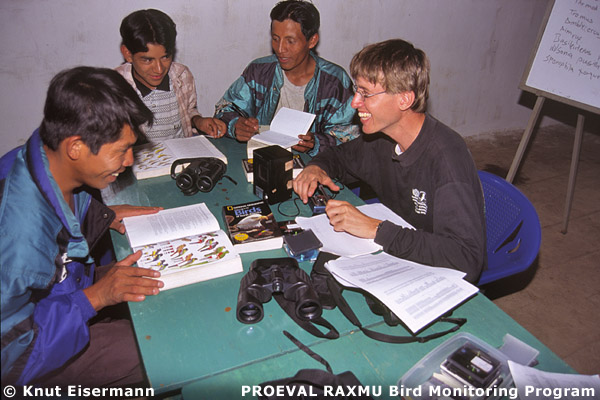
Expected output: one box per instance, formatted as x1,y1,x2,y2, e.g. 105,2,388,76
508,361,600,400
296,203,415,257
325,252,478,333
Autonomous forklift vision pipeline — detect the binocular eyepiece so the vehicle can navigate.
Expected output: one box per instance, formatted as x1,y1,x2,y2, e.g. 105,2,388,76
170,157,226,196
237,258,322,324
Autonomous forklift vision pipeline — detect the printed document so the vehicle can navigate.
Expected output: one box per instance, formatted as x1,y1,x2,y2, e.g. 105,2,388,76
325,252,479,333
508,361,600,400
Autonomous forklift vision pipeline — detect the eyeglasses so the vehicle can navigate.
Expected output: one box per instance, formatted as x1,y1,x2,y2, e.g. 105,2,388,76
352,84,387,100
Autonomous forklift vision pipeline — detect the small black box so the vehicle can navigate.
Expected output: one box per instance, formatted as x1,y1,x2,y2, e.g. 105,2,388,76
253,145,293,204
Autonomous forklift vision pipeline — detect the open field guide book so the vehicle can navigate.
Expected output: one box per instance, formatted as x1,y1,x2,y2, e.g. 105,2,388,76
122,203,242,290
132,136,227,180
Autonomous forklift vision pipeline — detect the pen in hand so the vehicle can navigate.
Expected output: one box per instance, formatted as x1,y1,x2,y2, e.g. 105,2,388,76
229,102,250,119
229,102,259,140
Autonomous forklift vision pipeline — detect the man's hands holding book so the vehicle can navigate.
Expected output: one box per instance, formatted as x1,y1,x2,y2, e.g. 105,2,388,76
84,251,163,311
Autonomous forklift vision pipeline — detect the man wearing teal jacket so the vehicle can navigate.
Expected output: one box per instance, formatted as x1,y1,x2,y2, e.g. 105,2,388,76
215,0,358,156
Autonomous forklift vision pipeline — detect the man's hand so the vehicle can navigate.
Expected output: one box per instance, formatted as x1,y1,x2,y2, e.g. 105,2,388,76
83,251,163,311
293,165,340,203
234,117,259,142
291,131,315,153
109,205,163,234
325,199,381,239
194,116,227,138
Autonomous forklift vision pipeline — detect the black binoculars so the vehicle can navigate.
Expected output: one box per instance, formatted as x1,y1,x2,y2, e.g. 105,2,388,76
170,157,226,195
237,257,322,324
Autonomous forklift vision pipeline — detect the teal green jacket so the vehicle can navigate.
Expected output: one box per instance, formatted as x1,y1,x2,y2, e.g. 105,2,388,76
215,53,359,156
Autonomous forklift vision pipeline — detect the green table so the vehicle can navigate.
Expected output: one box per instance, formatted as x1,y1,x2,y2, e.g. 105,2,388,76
107,138,574,398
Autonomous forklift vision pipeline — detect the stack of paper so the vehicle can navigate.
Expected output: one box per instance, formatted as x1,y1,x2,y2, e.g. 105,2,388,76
325,252,479,333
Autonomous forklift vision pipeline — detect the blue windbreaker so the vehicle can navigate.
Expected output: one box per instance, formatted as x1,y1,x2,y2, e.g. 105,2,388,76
1,130,114,384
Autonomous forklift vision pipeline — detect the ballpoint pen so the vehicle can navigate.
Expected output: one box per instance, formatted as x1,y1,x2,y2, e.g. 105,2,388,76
229,102,250,119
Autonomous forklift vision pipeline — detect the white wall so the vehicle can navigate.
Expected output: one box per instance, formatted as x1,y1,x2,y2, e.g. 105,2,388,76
0,0,552,155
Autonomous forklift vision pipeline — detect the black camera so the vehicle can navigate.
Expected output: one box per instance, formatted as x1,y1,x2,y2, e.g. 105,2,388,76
170,157,226,195
308,184,330,215
237,257,322,324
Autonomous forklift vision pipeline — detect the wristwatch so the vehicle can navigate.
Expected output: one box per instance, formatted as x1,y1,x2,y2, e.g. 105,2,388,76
375,220,385,236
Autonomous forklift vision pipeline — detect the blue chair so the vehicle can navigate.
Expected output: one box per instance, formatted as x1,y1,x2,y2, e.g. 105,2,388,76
477,170,542,285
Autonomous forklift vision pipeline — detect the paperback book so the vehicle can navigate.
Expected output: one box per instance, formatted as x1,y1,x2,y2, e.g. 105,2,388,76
122,203,242,290
222,199,284,253
132,135,227,180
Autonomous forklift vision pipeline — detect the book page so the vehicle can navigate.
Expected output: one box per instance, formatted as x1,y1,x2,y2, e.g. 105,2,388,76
165,136,227,164
252,107,316,148
508,361,600,400
325,252,478,333
123,203,221,248
295,203,415,257
132,141,175,176
134,230,238,275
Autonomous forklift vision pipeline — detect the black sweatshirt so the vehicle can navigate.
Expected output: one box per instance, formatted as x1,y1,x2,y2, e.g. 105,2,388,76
310,114,486,283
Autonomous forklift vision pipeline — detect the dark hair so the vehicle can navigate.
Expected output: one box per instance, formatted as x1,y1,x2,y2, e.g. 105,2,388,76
40,66,153,154
120,9,177,56
350,39,430,113
270,0,320,40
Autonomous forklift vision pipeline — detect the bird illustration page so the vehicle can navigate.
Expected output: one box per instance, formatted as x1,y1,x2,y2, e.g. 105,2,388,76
123,203,242,290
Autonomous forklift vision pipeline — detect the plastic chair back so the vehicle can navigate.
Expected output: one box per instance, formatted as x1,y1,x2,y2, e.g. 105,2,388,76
477,171,541,285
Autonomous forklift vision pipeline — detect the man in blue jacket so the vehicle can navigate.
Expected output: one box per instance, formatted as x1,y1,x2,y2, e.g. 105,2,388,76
215,0,358,155
1,67,164,387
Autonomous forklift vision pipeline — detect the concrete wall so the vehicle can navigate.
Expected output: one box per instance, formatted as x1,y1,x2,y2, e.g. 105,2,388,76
0,0,553,155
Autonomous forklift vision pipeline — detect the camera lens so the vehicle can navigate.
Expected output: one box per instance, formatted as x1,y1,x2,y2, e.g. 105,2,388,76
238,303,263,323
196,176,214,192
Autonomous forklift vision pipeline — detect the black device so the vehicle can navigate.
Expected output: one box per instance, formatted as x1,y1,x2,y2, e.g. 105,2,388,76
440,344,501,388
253,145,293,204
308,184,330,214
170,157,226,196
237,257,322,324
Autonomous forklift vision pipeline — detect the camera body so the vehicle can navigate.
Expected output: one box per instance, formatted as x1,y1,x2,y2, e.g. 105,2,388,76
170,157,226,195
237,257,322,324
308,184,330,214
253,145,293,204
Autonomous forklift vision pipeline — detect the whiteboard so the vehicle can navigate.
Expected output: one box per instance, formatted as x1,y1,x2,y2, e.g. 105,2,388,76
520,0,600,114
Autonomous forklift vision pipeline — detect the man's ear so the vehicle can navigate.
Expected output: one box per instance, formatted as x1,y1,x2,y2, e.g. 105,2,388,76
64,136,85,161
397,91,416,111
120,44,134,63
308,33,319,50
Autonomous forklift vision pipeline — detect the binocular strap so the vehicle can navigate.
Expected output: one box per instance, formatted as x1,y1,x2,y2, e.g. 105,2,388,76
273,293,340,339
325,278,466,344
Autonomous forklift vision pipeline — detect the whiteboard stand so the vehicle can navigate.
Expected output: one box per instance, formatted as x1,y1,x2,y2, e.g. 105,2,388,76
562,113,585,234
511,0,599,234
506,97,585,234
506,97,545,183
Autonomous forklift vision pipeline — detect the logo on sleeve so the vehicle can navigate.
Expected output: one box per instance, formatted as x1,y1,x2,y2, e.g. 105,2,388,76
59,252,71,283
412,189,427,215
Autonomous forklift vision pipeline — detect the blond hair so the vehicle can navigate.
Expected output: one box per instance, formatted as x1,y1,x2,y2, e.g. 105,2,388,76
350,39,430,113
